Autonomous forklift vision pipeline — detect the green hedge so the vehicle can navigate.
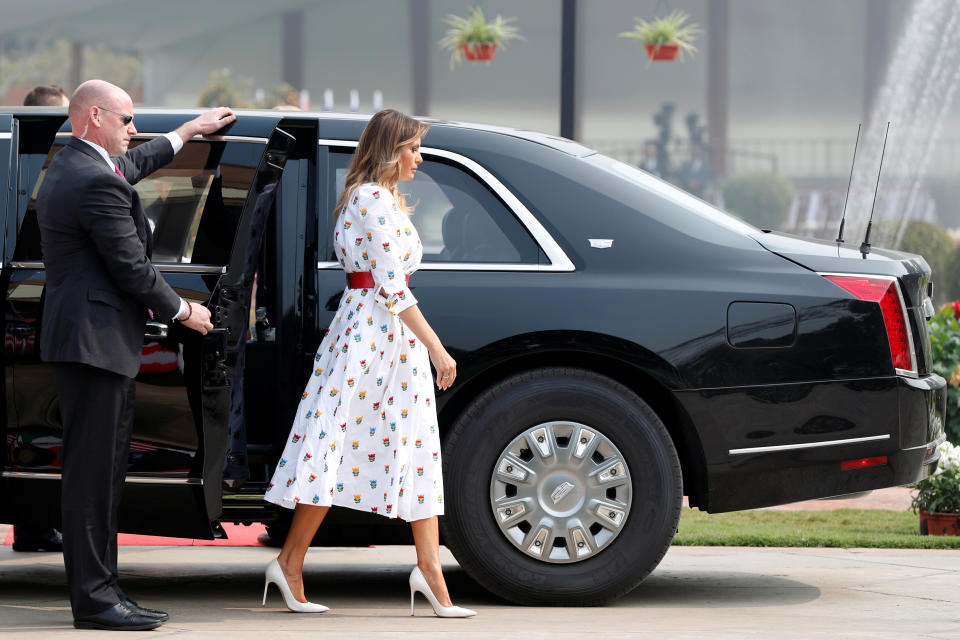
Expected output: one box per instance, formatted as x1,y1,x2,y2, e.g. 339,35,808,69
928,305,960,444
943,244,960,305
898,221,954,305
722,173,795,230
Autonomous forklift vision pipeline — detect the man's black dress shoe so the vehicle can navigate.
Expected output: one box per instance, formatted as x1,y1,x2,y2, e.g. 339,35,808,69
257,531,282,548
73,602,163,631
123,598,169,622
11,526,63,552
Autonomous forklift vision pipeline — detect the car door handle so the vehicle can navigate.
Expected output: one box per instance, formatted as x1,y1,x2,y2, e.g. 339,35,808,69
145,321,169,340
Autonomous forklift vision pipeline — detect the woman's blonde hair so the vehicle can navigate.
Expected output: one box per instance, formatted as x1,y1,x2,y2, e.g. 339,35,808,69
334,109,430,218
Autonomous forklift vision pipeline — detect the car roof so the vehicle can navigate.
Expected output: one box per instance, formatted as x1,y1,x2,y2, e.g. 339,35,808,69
5,106,596,158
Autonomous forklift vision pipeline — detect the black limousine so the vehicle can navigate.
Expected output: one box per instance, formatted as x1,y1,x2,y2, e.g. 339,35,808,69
0,109,946,605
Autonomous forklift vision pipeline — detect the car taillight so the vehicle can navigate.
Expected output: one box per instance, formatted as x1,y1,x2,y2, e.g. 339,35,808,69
823,275,914,373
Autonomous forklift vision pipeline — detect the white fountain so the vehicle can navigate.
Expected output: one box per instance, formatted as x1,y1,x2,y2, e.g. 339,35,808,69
844,0,960,251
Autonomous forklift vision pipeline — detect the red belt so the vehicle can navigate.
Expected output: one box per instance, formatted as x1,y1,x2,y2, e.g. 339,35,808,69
345,271,409,289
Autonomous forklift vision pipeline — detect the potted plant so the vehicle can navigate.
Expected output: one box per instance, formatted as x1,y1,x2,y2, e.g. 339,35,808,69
439,6,522,70
911,440,960,535
619,10,701,62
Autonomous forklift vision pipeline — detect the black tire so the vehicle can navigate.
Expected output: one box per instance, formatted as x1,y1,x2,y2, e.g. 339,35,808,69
440,367,682,605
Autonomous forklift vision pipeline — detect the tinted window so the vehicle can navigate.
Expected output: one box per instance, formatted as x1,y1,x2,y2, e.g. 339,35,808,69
329,151,539,264
15,138,263,264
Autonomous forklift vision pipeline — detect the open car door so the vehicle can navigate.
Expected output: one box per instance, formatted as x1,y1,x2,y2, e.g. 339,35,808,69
185,126,298,537
3,118,295,538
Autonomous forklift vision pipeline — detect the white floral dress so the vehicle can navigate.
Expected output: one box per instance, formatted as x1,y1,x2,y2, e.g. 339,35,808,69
264,183,443,521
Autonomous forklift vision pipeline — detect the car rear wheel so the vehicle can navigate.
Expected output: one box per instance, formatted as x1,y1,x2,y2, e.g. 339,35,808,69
440,367,682,605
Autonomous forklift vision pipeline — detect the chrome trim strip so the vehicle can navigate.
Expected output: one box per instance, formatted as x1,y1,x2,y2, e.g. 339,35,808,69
222,494,268,501
903,434,947,453
0,133,11,140
192,135,267,144
317,260,542,272
319,139,575,273
417,262,542,272
1,471,60,480
154,264,227,274
729,434,890,456
11,262,226,275
126,476,203,485
318,139,358,147
54,132,267,144
818,271,918,378
2,471,202,485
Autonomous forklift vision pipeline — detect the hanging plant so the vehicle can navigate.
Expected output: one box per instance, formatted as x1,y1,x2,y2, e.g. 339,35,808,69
619,10,701,62
439,6,522,70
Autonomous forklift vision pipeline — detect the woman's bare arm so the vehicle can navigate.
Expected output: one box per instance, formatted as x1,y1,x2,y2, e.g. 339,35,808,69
398,304,456,390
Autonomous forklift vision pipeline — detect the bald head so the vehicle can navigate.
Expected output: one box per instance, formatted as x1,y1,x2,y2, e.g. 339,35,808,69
69,79,137,156
69,80,128,124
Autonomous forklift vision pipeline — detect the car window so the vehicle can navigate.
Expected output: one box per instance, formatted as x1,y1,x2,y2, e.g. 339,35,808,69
14,138,264,265
329,151,539,264
586,153,759,237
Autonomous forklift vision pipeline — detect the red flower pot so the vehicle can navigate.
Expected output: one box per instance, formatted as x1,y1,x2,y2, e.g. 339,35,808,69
462,42,498,62
919,509,960,536
645,43,679,61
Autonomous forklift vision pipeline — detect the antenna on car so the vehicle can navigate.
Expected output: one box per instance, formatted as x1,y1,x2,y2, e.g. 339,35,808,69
835,123,861,245
860,121,891,259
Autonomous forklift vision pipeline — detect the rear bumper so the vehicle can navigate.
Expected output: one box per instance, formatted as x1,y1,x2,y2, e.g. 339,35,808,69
680,373,946,513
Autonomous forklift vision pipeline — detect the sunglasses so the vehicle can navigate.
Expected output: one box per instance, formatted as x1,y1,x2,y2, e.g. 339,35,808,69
97,106,134,125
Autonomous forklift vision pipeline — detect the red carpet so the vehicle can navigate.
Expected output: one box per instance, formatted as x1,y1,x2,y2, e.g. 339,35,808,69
3,522,268,547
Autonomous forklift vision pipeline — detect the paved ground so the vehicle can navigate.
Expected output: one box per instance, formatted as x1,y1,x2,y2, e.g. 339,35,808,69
1,488,948,639
1,544,958,639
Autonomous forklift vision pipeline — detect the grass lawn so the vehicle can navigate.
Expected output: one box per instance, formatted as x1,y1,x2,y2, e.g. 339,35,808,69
673,508,960,549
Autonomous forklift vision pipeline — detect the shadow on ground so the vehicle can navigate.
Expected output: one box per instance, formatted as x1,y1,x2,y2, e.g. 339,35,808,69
0,558,820,619
620,571,820,608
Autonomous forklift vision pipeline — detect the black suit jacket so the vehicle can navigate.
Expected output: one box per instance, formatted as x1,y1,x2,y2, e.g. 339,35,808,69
37,136,182,378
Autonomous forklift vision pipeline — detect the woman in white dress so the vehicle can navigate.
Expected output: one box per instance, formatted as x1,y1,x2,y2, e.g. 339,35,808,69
261,109,474,618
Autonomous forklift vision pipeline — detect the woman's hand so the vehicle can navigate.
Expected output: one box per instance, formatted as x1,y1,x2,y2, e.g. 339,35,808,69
430,346,457,391
397,304,455,390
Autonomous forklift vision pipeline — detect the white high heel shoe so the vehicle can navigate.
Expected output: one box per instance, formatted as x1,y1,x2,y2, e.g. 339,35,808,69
409,566,476,618
262,558,329,613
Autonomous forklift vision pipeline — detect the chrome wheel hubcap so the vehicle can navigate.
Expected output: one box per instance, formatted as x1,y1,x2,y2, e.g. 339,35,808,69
489,421,632,563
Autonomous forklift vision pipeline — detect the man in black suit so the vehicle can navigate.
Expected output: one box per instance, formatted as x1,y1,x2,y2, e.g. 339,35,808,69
37,79,235,631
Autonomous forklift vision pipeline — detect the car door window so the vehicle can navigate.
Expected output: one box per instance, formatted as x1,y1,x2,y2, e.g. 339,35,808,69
14,137,264,265
329,151,539,264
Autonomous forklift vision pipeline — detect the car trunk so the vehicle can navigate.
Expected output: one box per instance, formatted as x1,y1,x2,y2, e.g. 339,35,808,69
751,231,934,375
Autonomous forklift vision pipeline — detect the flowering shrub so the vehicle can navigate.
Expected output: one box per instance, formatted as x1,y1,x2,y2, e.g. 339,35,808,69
927,303,960,444
911,441,960,514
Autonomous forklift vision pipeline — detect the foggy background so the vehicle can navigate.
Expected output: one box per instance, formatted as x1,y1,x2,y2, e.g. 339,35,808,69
4,0,960,298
